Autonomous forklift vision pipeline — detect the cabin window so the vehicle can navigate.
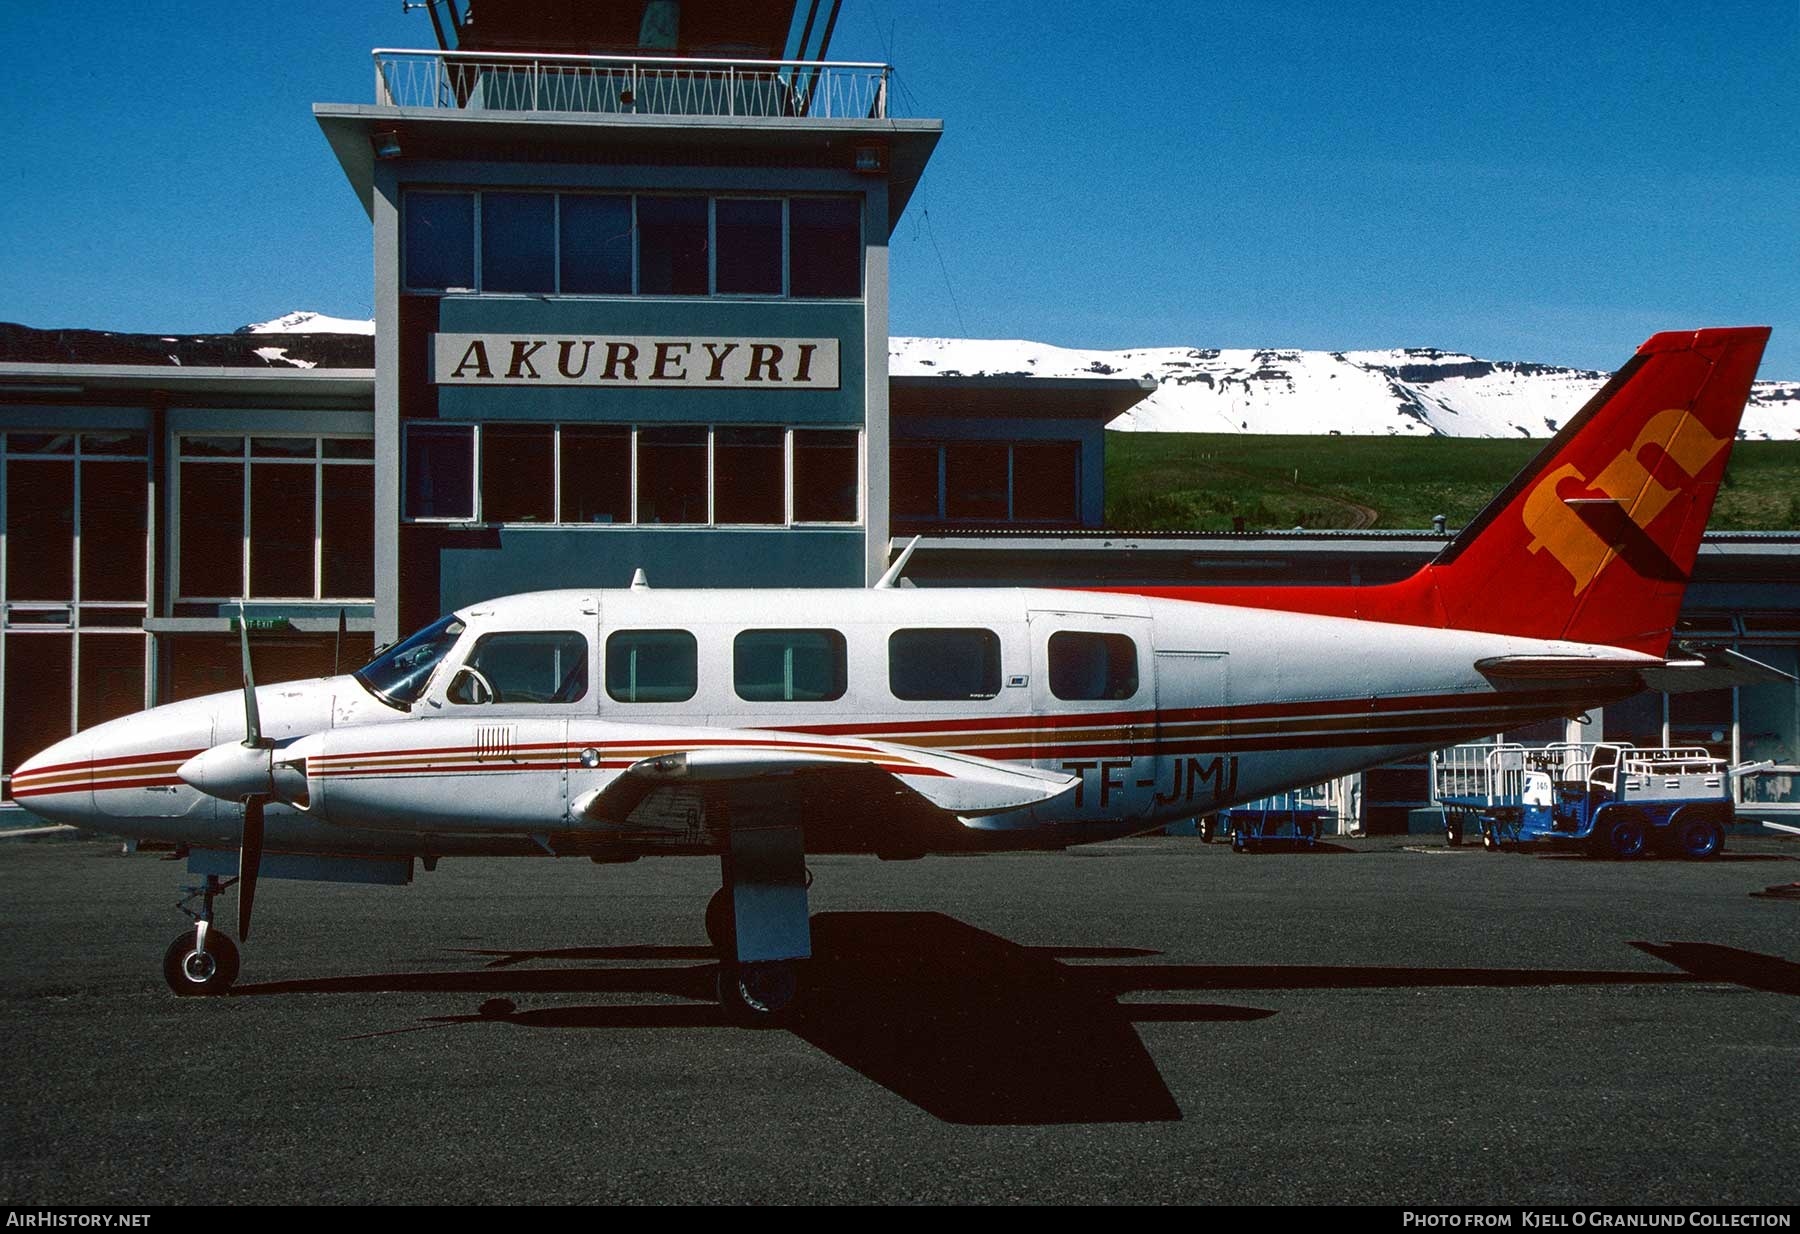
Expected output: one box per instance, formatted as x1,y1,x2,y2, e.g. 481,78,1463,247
734,629,847,702
1048,631,1138,701
606,630,698,703
448,631,588,705
889,628,1002,701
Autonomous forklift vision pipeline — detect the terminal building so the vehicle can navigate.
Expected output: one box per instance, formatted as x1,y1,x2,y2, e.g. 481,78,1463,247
1,0,1796,831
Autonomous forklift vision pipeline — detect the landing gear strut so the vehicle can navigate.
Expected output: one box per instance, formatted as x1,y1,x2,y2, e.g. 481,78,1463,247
164,874,242,996
709,827,810,1022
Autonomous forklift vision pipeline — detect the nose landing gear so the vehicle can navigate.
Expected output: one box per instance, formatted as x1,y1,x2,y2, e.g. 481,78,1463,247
163,873,242,996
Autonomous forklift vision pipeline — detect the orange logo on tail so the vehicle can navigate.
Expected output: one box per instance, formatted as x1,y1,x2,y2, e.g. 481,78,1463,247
1523,409,1729,594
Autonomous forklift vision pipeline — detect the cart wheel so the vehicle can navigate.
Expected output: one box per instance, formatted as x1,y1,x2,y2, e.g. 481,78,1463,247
1230,827,1247,853
1603,813,1649,860
1445,817,1463,847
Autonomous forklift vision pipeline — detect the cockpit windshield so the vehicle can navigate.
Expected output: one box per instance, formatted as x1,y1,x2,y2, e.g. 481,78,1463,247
353,614,466,709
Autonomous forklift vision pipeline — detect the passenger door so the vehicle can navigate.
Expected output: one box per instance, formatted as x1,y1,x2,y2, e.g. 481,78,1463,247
1026,610,1155,819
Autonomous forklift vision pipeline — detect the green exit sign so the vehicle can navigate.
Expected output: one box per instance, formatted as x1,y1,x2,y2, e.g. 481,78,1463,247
230,617,290,632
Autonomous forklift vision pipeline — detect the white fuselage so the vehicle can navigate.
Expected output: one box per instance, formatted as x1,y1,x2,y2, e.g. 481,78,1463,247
13,587,1649,857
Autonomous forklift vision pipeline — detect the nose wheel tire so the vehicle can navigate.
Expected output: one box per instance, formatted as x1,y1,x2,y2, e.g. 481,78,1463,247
163,929,240,996
717,960,799,1024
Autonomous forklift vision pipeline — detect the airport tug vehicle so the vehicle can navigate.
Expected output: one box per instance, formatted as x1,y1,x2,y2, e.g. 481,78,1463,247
1435,742,1747,858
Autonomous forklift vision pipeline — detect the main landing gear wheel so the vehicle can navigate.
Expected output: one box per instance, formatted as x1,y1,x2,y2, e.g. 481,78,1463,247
162,928,240,996
718,960,799,1023
1198,816,1216,844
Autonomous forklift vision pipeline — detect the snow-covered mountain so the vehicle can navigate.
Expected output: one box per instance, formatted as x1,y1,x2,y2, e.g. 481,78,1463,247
889,337,1800,441
43,314,1788,441
240,310,376,336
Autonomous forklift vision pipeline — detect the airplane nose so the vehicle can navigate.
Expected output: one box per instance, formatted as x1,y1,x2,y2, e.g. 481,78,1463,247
8,733,95,822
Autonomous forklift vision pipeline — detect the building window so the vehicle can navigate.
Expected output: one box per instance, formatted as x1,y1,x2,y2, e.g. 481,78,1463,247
480,424,555,523
404,423,476,521
176,436,374,600
481,192,556,293
0,432,151,789
1048,631,1138,701
606,630,698,703
560,425,632,523
637,427,709,524
789,197,861,298
944,442,1010,521
792,429,859,523
637,195,710,296
402,190,860,299
713,427,785,524
889,629,1001,701
715,198,784,296
891,444,941,521
404,422,859,528
404,191,475,292
559,195,633,294
1741,646,1800,806
734,629,847,702
893,440,1083,526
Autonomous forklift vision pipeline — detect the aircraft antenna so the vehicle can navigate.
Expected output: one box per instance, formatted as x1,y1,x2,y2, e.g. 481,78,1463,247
874,536,922,589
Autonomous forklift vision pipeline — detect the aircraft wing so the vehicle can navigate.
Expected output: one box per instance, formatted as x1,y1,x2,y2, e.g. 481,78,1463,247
569,734,1082,839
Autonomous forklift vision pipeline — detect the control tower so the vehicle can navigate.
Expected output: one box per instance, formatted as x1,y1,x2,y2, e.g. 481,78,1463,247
315,1,941,641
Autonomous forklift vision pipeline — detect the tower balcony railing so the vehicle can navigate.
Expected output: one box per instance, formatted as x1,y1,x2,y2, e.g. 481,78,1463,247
373,49,893,120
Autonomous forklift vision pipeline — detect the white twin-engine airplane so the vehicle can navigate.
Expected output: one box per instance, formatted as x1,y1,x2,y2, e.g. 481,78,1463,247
11,326,1780,1016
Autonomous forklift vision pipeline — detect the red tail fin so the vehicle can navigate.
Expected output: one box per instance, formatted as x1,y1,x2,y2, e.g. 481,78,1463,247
1108,327,1771,656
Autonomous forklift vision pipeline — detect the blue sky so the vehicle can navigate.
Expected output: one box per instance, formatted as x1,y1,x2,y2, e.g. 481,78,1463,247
2,1,1795,377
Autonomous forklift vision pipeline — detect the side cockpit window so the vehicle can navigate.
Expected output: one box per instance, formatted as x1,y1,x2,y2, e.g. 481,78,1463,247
606,630,698,703
889,628,1001,701
448,631,588,705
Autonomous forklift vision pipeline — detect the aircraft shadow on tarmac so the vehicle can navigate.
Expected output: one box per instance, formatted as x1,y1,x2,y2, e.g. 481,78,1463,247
231,913,1792,1126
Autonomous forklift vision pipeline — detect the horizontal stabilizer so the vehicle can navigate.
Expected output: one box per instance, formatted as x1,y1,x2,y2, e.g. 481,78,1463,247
1478,645,1795,696
1637,645,1797,695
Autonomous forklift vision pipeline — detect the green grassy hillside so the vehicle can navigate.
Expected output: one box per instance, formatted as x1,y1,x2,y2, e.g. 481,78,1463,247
1104,432,1800,533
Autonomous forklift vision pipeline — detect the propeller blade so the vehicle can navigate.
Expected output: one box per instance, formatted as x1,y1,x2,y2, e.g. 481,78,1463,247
238,797,264,941
237,601,264,748
333,607,347,676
